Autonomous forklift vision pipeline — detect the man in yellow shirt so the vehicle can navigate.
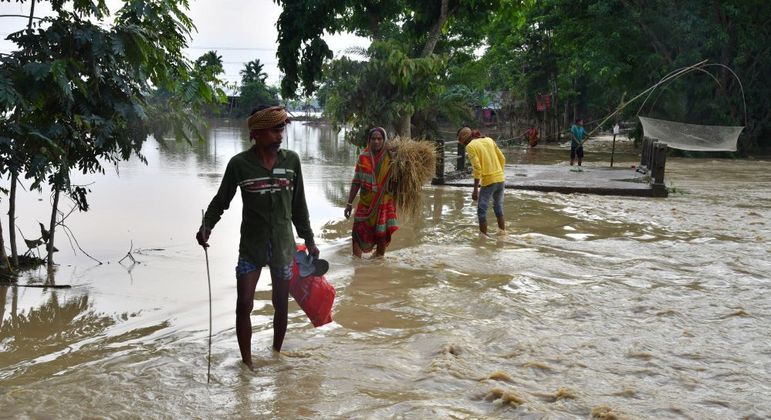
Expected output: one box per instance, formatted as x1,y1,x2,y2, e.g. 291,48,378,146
457,127,506,235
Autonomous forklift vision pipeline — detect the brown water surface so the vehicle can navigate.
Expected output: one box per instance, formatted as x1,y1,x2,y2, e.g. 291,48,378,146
1,121,769,418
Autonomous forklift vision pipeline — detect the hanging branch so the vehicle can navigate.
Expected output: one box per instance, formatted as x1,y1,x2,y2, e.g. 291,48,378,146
44,187,102,265
38,183,131,267
0,14,44,20
60,222,77,253
59,224,102,265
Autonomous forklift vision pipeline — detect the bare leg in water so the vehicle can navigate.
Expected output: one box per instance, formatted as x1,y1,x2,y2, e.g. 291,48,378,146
374,241,387,257
353,238,387,257
236,271,260,370
479,221,488,235
270,269,290,353
352,239,363,258
235,268,291,370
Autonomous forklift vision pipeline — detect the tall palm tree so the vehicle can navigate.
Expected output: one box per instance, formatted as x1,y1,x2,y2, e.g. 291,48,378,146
240,59,268,85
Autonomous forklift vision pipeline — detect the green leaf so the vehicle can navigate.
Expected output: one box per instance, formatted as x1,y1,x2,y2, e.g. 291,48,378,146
50,59,73,101
23,62,52,80
0,74,20,109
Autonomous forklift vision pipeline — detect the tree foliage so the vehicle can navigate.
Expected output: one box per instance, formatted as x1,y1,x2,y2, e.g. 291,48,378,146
240,58,268,85
274,0,500,139
276,0,769,151
236,58,279,115
1,0,220,184
320,41,447,145
0,0,224,267
273,0,500,98
479,0,770,151
148,49,228,137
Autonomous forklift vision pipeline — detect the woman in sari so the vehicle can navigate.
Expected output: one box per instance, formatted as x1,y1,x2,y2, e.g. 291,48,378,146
343,127,398,257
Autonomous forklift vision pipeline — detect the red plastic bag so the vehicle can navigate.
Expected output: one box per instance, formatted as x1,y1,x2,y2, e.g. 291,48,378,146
290,245,335,327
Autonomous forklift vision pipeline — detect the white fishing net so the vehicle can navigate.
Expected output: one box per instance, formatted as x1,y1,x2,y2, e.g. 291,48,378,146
639,116,744,152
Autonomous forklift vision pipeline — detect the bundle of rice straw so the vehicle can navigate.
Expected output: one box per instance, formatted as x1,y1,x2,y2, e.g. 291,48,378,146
389,137,437,219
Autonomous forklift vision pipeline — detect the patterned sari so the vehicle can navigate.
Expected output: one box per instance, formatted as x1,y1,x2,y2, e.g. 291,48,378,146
351,146,399,252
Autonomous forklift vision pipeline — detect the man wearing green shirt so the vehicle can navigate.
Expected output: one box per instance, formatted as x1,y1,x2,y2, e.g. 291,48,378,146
196,105,318,370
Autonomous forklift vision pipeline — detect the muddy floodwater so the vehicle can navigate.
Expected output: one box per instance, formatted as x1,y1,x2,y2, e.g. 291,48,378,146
1,120,769,418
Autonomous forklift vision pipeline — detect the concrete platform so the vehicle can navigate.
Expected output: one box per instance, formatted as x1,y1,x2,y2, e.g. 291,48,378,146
441,164,667,197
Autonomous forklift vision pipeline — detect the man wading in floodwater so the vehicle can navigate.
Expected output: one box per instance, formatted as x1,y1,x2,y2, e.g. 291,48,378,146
196,105,318,370
457,127,506,236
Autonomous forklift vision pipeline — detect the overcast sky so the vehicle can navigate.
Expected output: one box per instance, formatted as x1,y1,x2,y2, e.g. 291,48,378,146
0,0,369,88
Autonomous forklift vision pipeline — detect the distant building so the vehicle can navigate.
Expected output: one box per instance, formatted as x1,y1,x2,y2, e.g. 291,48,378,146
479,91,504,125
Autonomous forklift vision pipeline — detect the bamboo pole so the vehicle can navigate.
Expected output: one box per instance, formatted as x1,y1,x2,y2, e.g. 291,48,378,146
201,210,212,384
580,60,711,145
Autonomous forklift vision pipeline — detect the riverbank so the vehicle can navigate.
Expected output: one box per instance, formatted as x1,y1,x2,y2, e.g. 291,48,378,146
0,255,46,282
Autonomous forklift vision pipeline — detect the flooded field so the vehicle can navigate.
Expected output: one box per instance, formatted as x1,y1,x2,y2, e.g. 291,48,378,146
1,120,769,418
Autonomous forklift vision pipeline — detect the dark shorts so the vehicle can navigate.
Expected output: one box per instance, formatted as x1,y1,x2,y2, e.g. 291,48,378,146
571,145,584,159
235,241,292,281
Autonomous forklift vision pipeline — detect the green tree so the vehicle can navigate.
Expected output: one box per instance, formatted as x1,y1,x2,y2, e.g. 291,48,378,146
0,0,223,271
195,51,225,76
193,51,227,116
1,0,44,267
236,59,279,116
148,50,227,122
321,41,447,145
476,0,769,151
148,49,227,133
274,0,501,139
240,59,268,85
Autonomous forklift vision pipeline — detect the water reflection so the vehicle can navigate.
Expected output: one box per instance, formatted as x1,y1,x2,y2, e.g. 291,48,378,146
271,361,325,418
0,289,114,384
0,285,16,332
154,120,249,172
335,263,429,332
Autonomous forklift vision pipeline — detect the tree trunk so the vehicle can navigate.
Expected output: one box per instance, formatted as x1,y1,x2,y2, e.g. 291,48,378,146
420,0,449,58
397,113,411,139
0,213,7,269
0,287,7,329
8,0,35,269
713,0,738,120
27,0,36,28
394,0,450,138
9,172,18,266
553,78,560,142
47,176,62,271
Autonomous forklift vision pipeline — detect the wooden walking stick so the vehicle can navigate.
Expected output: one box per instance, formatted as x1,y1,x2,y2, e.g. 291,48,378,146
201,210,212,384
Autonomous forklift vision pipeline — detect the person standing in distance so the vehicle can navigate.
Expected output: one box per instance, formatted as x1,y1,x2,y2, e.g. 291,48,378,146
457,127,506,235
525,126,539,147
570,118,587,166
196,105,318,370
